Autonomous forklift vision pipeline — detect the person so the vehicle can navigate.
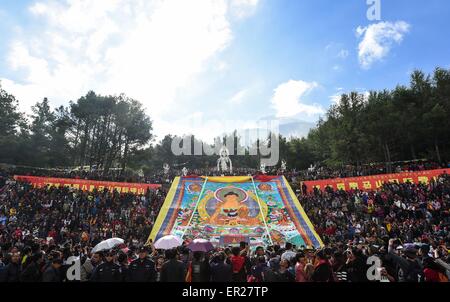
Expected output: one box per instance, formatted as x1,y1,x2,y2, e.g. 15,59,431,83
263,257,281,282
210,252,232,282
81,252,102,282
278,259,295,282
20,252,43,282
331,251,348,282
90,250,122,282
281,242,296,263
304,262,314,281
229,246,246,282
387,245,424,282
127,247,156,282
117,252,129,282
154,255,165,282
2,252,21,282
311,249,333,282
248,256,267,282
251,246,267,265
160,248,186,282
295,252,307,282
187,251,210,282
345,248,368,282
42,258,62,282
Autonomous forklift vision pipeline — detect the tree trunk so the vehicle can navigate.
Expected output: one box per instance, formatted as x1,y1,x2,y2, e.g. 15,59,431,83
122,139,129,172
435,139,442,163
384,142,392,173
410,144,417,160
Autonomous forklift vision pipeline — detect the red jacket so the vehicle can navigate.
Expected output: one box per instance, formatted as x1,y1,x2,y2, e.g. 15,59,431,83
230,255,245,273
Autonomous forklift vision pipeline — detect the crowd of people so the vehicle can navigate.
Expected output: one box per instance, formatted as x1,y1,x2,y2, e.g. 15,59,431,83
0,166,449,282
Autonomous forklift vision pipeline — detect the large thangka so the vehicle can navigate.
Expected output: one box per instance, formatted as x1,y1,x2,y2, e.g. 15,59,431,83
148,176,323,248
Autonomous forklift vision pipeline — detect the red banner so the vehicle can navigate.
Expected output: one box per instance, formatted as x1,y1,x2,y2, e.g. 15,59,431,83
301,168,449,193
13,175,161,195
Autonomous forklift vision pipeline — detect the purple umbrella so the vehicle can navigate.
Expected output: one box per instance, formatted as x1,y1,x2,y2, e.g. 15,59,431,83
187,239,215,252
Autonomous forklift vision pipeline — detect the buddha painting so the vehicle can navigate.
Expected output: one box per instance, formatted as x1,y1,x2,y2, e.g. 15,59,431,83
206,187,262,226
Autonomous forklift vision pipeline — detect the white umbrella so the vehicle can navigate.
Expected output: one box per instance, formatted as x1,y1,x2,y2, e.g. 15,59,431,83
92,238,125,253
187,239,214,252
154,235,183,250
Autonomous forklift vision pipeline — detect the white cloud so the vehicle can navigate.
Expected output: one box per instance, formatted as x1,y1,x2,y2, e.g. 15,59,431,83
356,21,410,69
216,61,229,72
1,0,259,116
229,89,248,104
230,0,259,19
271,80,324,118
330,94,341,104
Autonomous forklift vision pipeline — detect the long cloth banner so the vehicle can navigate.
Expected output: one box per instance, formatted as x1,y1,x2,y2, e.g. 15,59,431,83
301,168,449,193
14,175,161,194
148,175,323,249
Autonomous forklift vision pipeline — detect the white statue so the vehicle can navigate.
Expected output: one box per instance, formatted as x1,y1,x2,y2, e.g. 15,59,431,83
182,167,188,177
163,163,170,175
217,146,232,173
281,160,287,172
260,162,266,174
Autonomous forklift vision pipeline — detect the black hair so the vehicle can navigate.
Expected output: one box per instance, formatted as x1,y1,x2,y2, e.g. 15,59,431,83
193,251,203,261
217,252,226,262
295,252,305,263
32,252,43,262
273,245,281,253
224,192,239,198
117,252,127,263
165,248,177,260
231,246,241,256
285,242,292,250
316,249,328,260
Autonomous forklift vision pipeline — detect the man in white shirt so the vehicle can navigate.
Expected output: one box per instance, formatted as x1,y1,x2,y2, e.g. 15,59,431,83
281,242,296,263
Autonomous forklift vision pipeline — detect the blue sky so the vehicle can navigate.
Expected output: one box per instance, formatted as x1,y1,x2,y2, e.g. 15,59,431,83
1,0,449,142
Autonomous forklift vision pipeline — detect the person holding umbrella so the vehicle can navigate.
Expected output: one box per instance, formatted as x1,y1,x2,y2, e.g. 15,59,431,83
127,247,156,282
90,249,122,282
185,239,214,282
186,251,211,282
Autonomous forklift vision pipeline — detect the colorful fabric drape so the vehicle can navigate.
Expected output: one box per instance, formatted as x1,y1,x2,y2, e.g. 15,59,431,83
148,176,323,248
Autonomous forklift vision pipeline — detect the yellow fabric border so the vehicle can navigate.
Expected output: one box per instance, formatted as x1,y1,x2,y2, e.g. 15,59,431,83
282,176,324,247
146,177,180,245
201,176,252,183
